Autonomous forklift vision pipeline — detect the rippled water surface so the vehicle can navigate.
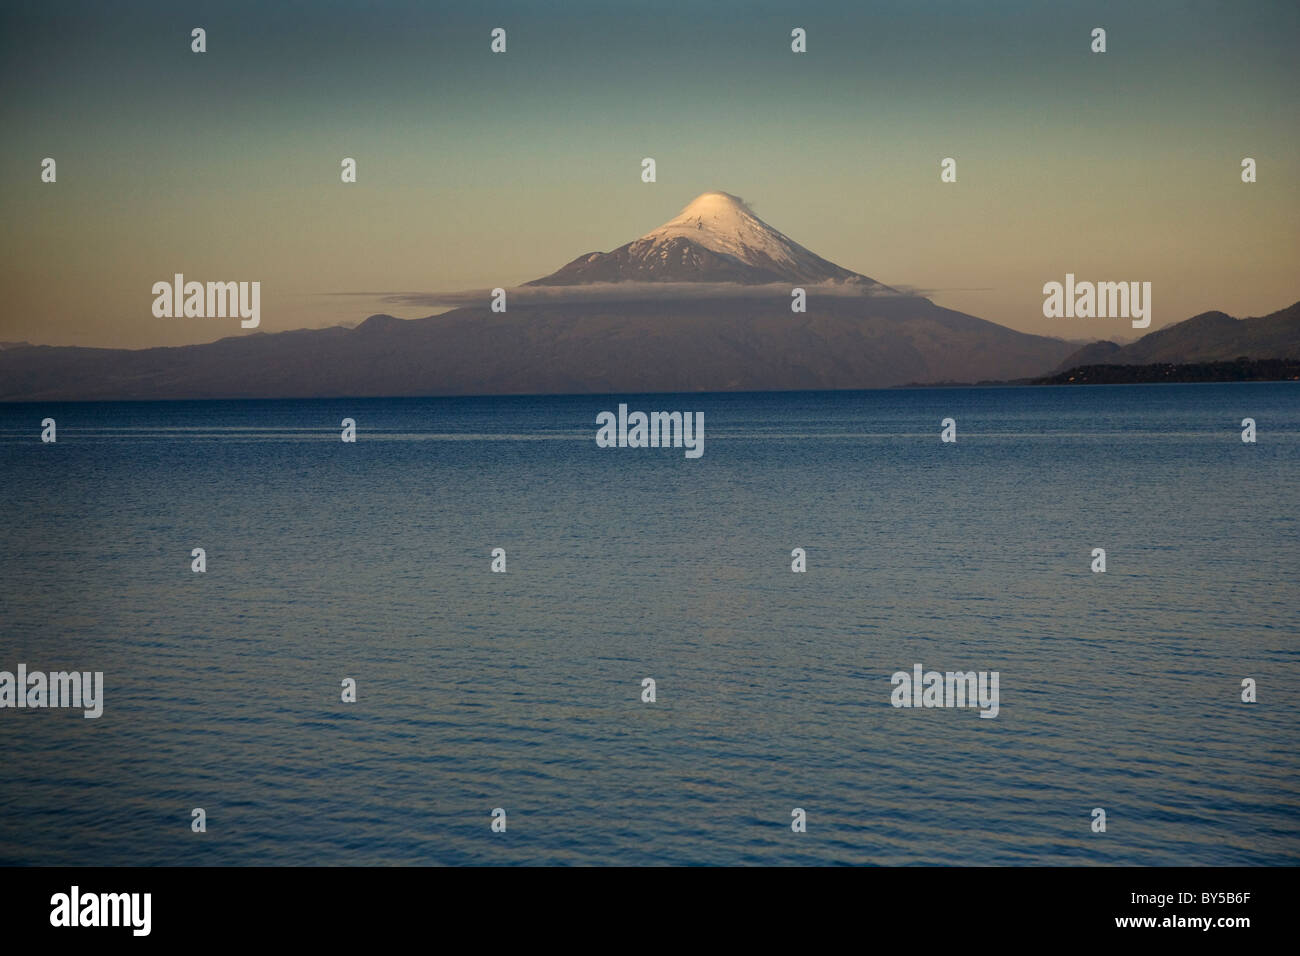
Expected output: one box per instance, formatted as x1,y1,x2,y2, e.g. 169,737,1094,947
1,384,1297,865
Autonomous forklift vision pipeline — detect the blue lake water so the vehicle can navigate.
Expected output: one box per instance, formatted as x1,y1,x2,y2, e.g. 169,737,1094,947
1,384,1297,865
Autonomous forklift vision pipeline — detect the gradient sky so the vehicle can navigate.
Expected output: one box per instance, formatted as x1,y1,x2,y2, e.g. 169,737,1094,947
2,0,1297,348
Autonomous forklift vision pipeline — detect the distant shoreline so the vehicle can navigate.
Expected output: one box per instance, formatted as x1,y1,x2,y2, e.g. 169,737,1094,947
898,358,1300,388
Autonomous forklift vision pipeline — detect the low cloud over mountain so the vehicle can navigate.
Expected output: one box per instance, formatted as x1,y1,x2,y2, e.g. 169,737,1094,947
15,191,1287,401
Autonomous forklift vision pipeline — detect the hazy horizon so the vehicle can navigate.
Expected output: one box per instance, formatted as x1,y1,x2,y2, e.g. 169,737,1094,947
2,0,1297,349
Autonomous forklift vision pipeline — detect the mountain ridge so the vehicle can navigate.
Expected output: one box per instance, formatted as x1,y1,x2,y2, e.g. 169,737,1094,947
0,295,1077,401
1054,302,1300,370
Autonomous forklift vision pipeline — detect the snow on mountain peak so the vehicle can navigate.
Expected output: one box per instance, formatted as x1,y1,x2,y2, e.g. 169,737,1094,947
666,191,757,226
639,191,802,268
528,190,884,287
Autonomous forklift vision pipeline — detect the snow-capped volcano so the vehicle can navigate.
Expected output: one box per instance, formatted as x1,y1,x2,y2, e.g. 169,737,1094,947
528,191,883,287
